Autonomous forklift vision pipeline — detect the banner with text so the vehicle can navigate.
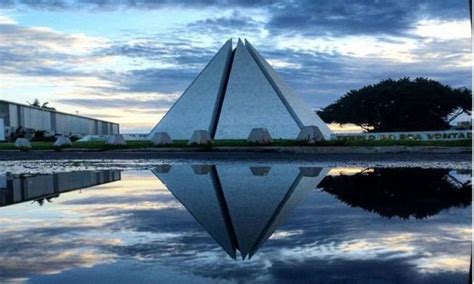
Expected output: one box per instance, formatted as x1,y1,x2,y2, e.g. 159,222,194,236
332,130,472,141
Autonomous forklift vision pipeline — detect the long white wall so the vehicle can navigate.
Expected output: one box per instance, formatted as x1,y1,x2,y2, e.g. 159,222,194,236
1,101,119,137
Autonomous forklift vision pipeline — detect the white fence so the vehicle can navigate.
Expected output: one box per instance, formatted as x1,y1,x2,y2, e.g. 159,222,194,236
332,130,472,141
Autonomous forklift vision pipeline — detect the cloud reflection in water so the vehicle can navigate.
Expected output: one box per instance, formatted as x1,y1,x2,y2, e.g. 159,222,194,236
0,165,470,283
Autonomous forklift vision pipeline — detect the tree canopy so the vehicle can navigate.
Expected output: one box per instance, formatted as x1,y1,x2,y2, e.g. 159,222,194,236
317,77,472,132
27,98,56,111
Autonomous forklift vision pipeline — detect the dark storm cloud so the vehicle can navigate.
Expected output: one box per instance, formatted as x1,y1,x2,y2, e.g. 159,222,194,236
98,40,214,66
16,66,88,77
74,0,277,10
0,0,69,10
0,0,278,10
2,1,469,36
99,42,169,59
418,0,471,20
266,0,470,36
187,11,262,33
103,67,198,93
252,49,350,107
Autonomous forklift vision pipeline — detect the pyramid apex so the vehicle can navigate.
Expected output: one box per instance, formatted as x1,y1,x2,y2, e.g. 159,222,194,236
223,38,232,48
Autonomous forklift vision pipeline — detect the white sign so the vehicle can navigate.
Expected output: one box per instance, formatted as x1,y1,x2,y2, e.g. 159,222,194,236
332,130,472,141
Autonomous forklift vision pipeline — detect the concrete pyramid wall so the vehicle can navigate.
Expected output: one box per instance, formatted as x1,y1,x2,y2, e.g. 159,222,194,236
214,40,301,139
148,39,333,140
148,39,233,140
244,40,333,139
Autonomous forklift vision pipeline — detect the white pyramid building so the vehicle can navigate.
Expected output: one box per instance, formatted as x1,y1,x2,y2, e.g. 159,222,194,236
148,39,332,140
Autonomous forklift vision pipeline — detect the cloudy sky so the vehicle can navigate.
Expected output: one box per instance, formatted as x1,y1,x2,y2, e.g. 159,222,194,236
0,0,471,133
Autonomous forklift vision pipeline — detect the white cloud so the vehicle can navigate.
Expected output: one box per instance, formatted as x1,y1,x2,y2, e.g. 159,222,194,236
0,14,16,24
413,19,471,40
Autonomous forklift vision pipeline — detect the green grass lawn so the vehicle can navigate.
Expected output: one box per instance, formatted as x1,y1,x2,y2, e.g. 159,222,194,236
0,138,471,151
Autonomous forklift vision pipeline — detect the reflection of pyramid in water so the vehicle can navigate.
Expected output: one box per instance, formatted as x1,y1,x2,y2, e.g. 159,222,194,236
148,39,332,140
152,165,328,259
152,165,236,258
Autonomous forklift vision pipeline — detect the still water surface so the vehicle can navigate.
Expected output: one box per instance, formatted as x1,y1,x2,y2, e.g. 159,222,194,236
0,162,471,283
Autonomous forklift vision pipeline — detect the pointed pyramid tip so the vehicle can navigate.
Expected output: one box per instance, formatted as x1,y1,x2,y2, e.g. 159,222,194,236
222,38,232,47
226,248,237,260
244,39,255,50
235,39,245,51
240,250,248,260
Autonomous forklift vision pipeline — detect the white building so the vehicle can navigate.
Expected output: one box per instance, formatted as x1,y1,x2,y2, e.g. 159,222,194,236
0,100,119,141
148,39,332,140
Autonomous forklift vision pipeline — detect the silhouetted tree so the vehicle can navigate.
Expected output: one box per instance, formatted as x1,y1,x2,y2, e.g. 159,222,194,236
28,98,41,108
318,78,472,132
27,98,56,110
318,168,471,219
40,102,56,110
